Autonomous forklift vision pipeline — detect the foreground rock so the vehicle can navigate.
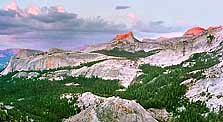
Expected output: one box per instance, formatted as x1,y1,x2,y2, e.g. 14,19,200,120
148,108,172,122
65,92,158,122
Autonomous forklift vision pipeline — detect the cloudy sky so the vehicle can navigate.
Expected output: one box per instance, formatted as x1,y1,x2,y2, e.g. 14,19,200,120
0,0,222,50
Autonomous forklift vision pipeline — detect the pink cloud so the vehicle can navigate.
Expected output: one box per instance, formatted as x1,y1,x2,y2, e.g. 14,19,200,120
176,18,190,25
4,1,19,11
154,32,184,39
53,5,65,13
27,5,41,15
127,13,139,23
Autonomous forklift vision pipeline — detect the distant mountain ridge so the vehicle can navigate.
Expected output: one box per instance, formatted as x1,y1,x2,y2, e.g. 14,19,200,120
0,48,19,70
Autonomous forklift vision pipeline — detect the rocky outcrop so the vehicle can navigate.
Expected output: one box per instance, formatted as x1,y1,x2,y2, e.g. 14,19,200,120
114,32,135,41
36,59,141,88
111,32,144,52
65,92,158,122
12,71,40,79
39,70,70,81
70,59,142,88
48,48,66,54
15,49,42,59
148,108,172,122
184,27,205,36
208,25,222,31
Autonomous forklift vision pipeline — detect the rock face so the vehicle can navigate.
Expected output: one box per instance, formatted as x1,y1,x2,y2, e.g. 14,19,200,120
115,32,134,40
142,27,223,66
208,25,222,31
48,48,66,54
1,51,113,75
7,49,141,88
13,71,40,79
184,27,205,36
70,59,141,88
15,49,42,59
65,92,158,122
186,76,223,112
33,59,141,88
112,32,139,45
186,55,223,112
148,108,172,122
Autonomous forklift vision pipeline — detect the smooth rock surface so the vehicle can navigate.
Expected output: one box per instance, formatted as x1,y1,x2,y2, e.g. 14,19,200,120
65,92,158,122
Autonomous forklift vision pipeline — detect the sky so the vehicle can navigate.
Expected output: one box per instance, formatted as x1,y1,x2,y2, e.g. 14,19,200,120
0,0,222,50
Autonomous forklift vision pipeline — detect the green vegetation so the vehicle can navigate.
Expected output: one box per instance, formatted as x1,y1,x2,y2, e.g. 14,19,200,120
93,48,160,60
0,74,121,121
207,34,215,44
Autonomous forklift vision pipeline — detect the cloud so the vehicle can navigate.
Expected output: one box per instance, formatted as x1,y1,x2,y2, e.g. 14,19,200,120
52,5,65,13
4,1,18,11
115,6,131,10
132,20,186,33
127,13,140,23
0,2,127,50
27,5,41,15
0,2,127,35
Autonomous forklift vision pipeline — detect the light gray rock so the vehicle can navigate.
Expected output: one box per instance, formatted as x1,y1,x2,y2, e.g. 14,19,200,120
186,76,223,112
35,59,141,87
1,51,113,75
40,70,70,81
65,92,158,122
13,72,29,78
141,28,223,66
70,59,142,87
186,45,223,112
28,72,40,79
13,72,40,79
148,108,172,122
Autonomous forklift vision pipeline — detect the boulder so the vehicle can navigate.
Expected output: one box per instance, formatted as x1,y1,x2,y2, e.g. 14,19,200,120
65,92,158,122
148,108,172,122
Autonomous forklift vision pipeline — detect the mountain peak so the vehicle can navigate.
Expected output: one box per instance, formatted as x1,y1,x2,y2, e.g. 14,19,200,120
184,27,205,36
115,32,134,40
112,32,140,44
208,25,222,31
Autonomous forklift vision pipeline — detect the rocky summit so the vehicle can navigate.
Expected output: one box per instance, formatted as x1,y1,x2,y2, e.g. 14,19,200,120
184,27,206,36
1,26,223,121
